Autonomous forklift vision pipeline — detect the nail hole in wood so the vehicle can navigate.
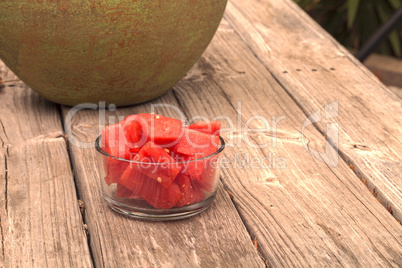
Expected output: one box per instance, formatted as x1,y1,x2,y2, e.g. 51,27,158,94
312,69,317,72
283,71,288,73
330,68,335,71
296,69,301,71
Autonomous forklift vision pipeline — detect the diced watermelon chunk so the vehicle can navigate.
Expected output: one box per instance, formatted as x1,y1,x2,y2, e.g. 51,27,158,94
118,165,148,196
134,141,182,188
149,114,183,145
175,154,219,192
188,121,221,135
196,156,219,192
121,115,148,153
145,182,181,209
101,123,131,185
174,174,205,207
174,129,219,157
101,123,130,159
122,113,183,146
103,153,129,186
115,183,142,199
118,166,181,209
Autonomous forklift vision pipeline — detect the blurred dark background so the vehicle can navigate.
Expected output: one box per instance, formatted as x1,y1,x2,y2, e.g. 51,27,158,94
294,0,401,58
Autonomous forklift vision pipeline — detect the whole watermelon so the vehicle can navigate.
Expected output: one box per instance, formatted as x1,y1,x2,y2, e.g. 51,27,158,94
0,0,227,106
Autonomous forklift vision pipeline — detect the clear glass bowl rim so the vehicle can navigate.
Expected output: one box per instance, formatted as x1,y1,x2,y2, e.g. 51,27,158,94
95,134,225,165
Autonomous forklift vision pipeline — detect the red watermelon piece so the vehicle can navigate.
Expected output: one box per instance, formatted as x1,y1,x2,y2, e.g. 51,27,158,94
189,121,221,135
118,166,181,209
122,113,183,146
101,123,131,185
115,183,142,199
144,181,181,209
133,141,181,188
103,153,129,186
195,156,219,192
121,114,149,153
101,123,130,159
118,164,148,196
180,160,203,180
174,129,220,157
148,114,183,145
169,152,202,178
174,173,205,207
174,154,219,192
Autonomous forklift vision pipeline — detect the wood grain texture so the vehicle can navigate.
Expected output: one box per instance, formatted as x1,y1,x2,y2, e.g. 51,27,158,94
169,17,402,267
0,63,92,267
61,94,265,268
224,0,402,221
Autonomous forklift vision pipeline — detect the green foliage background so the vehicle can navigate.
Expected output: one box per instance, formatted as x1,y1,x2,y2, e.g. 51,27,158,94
294,0,401,57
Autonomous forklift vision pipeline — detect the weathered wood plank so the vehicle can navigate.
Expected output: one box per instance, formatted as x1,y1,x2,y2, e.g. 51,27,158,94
0,63,92,267
61,94,265,267
169,18,402,267
224,0,402,221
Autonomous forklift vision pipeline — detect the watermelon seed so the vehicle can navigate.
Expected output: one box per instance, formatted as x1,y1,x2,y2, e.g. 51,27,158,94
157,177,162,183
164,148,170,153
156,116,160,119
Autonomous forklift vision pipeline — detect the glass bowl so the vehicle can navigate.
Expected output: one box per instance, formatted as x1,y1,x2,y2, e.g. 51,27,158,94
95,135,225,221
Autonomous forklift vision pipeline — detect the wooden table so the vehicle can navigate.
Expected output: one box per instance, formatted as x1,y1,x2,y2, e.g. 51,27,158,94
1,0,401,267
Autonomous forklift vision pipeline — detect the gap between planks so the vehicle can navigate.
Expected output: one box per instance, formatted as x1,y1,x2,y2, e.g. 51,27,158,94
55,104,97,267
